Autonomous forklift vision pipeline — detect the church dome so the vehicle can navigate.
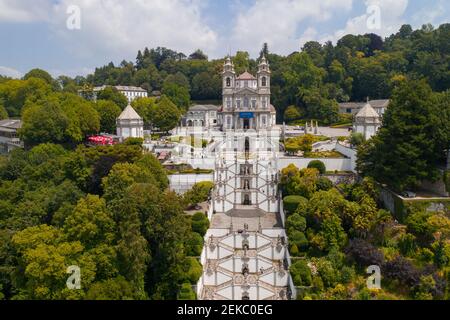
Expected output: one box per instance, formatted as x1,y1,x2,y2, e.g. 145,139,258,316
118,104,142,120
355,102,380,119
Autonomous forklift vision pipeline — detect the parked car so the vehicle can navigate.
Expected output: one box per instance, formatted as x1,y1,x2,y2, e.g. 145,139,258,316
402,191,416,198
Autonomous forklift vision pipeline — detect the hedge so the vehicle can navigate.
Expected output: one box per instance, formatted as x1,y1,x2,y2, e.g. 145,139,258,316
283,195,308,215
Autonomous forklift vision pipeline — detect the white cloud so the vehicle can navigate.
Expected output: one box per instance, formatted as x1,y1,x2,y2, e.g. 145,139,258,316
0,0,218,61
0,66,22,78
229,0,354,56
48,0,218,60
319,0,409,44
0,0,51,22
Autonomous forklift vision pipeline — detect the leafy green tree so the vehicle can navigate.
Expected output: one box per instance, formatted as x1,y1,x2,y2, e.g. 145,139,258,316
284,105,302,123
95,100,122,133
0,104,7,119
161,83,190,110
23,68,54,85
178,282,196,300
290,260,312,286
135,154,169,191
85,276,140,300
350,132,365,146
357,79,449,191
150,95,181,132
191,212,209,236
191,71,221,100
20,98,68,146
96,87,128,109
131,97,157,125
308,160,326,174
183,181,214,209
11,225,95,299
63,195,116,249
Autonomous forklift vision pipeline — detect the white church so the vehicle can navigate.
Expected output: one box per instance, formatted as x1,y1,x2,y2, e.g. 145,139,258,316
196,56,296,300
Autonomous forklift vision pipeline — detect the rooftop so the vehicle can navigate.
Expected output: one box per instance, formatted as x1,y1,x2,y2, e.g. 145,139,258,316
117,104,142,120
355,102,380,118
93,85,147,92
0,119,22,130
189,104,220,111
237,71,256,80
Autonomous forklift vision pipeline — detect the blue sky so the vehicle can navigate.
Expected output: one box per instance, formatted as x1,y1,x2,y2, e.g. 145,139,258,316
0,0,448,78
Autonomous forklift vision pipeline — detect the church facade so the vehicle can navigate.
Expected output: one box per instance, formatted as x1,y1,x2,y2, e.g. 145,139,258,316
218,56,276,130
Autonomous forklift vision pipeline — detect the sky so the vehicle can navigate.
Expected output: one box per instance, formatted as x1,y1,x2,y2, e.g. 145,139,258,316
0,0,448,78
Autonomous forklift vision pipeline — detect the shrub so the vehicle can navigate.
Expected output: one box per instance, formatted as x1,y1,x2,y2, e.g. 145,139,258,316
345,238,384,267
316,177,333,191
289,230,309,251
290,260,312,286
191,212,209,236
185,232,204,256
350,132,364,146
286,213,307,233
184,257,202,284
178,283,196,300
283,195,308,215
307,160,326,174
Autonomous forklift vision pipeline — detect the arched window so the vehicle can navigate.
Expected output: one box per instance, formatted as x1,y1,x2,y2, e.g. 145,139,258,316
226,77,231,87
261,76,267,87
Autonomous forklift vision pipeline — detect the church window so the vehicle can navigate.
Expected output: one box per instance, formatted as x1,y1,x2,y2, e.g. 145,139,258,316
251,100,256,109
226,77,231,87
261,76,267,87
262,97,267,108
244,97,249,108
226,97,231,108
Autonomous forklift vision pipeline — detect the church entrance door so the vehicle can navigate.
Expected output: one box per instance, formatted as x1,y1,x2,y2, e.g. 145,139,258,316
243,119,250,130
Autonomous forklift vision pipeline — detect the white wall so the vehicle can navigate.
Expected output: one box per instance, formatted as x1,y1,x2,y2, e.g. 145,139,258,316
278,157,353,172
169,173,214,194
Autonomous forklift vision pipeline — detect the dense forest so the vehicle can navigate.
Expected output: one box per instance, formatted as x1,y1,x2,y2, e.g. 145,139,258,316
0,142,214,300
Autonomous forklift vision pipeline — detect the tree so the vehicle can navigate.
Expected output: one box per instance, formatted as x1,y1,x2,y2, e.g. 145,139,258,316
284,105,302,123
63,195,116,249
281,166,319,198
350,132,365,146
184,181,214,209
308,160,326,174
357,79,449,191
189,49,208,60
11,225,95,299
23,68,53,85
316,177,333,191
20,99,68,146
0,104,7,119
95,100,122,133
161,83,190,110
86,276,140,300
286,213,307,233
345,238,384,267
259,43,269,59
96,87,128,109
178,283,196,300
150,95,181,132
191,72,221,100
191,212,209,236
290,260,312,286
283,196,307,215
131,97,157,125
